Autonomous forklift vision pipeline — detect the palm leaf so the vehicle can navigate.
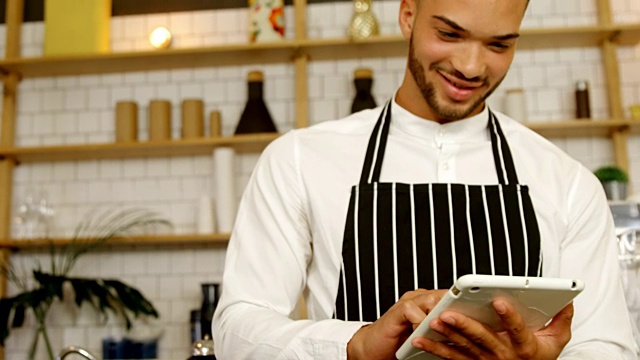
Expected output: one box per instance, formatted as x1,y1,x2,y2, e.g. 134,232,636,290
104,280,159,318
0,207,170,349
0,298,14,343
33,272,159,330
11,304,25,328
58,208,171,276
0,288,55,345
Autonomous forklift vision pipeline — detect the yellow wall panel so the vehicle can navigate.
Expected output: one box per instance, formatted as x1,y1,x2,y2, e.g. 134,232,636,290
44,0,112,56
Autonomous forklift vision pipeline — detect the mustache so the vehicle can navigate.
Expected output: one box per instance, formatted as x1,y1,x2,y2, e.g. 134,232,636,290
430,64,487,85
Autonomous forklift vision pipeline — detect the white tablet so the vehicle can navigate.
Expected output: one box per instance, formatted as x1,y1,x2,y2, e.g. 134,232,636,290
395,274,585,360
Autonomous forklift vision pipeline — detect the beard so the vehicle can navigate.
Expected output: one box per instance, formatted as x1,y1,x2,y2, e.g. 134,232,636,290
407,34,504,122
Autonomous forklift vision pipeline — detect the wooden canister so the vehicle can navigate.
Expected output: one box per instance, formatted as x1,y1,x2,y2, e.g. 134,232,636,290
209,110,222,137
115,101,138,143
148,100,172,141
181,99,204,139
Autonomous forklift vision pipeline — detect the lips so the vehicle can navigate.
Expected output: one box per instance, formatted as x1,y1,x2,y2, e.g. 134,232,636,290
438,71,483,102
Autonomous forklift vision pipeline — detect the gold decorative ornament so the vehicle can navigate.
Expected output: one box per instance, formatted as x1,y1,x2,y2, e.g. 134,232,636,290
348,0,380,40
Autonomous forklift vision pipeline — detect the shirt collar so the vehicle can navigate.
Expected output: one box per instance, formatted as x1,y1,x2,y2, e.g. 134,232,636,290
390,95,490,143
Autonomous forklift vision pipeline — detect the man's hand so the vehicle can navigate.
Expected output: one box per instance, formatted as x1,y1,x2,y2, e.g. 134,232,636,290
346,289,448,360
412,300,575,359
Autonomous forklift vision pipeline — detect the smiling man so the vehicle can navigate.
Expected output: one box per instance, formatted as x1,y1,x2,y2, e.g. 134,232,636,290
398,0,523,122
213,0,637,359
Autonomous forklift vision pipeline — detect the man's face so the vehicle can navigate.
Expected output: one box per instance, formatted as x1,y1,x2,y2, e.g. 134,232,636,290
400,0,527,122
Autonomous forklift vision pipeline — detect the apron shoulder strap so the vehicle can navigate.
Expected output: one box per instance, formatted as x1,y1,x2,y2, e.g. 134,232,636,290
359,102,521,185
359,101,392,184
489,110,519,185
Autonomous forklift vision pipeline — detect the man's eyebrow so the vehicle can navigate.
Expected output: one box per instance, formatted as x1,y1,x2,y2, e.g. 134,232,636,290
493,33,520,41
432,15,521,41
433,15,467,33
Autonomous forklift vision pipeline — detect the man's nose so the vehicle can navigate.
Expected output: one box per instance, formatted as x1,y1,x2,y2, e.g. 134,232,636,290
451,42,486,81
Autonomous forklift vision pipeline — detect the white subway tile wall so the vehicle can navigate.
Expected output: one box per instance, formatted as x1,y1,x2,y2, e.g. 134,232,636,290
1,0,640,358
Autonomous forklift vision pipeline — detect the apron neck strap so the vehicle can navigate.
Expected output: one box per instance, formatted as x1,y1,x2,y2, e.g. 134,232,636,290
489,110,519,185
359,101,392,184
359,101,520,185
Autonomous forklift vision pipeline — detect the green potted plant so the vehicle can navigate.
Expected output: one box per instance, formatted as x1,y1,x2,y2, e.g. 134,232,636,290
0,207,171,360
594,165,629,201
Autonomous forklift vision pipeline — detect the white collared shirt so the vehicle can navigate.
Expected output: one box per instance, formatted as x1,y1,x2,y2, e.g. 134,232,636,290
213,98,637,359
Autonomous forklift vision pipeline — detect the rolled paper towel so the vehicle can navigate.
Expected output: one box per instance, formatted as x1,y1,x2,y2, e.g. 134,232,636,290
213,147,236,233
197,195,216,234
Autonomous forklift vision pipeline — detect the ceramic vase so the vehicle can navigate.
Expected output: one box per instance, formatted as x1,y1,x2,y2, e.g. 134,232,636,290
249,0,285,42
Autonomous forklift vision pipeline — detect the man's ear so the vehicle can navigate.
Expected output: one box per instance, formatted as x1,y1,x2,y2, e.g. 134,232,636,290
399,0,416,40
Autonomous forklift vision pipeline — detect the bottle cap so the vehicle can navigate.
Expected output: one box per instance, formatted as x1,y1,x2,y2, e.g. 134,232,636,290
575,80,589,91
247,70,264,82
354,68,373,79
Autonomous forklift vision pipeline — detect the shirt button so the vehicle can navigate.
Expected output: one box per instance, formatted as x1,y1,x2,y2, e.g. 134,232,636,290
443,162,449,170
438,129,445,137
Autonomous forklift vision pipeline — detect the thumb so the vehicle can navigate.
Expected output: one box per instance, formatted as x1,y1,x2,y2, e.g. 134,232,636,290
538,302,574,345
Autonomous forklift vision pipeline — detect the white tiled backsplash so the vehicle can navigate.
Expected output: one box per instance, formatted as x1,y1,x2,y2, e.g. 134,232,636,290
2,0,640,358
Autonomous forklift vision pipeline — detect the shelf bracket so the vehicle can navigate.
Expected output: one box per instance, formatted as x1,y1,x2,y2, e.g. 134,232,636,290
608,30,622,43
290,47,309,62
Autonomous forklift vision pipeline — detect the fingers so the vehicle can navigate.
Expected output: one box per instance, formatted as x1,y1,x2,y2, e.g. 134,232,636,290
427,317,488,358
493,299,532,346
538,303,574,346
493,299,574,357
492,299,538,357
345,289,451,360
395,289,448,326
413,336,476,360
375,289,449,339
407,298,575,360
413,301,530,359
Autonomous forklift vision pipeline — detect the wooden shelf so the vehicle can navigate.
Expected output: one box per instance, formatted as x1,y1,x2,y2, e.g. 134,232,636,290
0,233,230,251
1,24,639,78
523,118,640,137
0,133,279,163
616,23,640,46
0,121,636,163
0,41,298,77
302,24,640,60
302,36,409,61
518,23,640,49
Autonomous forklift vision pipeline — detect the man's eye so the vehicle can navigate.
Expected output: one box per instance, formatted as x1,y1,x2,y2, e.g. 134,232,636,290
438,30,460,39
489,42,510,51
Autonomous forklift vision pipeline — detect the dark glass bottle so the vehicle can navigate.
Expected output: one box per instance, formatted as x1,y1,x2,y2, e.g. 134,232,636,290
234,70,278,134
190,309,203,343
200,283,220,340
351,68,377,114
575,80,591,119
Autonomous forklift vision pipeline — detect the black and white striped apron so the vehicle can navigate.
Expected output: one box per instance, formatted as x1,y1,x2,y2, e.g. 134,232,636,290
334,101,542,322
